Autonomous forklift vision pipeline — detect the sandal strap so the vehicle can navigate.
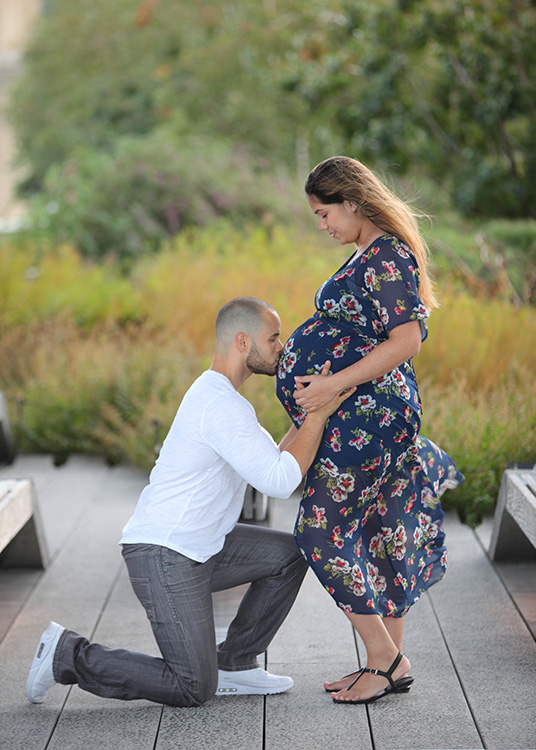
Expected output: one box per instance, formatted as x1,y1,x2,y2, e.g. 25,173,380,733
340,669,362,681
347,668,365,690
363,652,403,690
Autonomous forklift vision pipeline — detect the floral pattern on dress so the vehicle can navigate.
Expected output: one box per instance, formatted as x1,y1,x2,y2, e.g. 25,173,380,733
276,235,464,618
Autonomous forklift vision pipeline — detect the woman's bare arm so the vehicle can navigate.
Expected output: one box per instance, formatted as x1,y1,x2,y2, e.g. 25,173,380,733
293,320,422,412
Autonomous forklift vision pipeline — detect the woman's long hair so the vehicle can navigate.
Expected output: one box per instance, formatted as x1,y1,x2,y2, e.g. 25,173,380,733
305,156,438,311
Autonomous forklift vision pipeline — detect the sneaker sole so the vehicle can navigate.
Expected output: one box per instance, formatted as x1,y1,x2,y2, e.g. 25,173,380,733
216,680,294,696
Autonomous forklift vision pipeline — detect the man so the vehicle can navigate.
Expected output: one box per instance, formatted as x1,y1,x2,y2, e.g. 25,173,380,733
26,297,353,708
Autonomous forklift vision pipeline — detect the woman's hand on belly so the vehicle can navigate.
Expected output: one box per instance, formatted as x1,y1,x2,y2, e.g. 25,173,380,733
294,361,347,412
294,320,422,412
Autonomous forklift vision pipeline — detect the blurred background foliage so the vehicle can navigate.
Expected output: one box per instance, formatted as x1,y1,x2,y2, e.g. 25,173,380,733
8,0,536,254
1,0,535,525
1,230,535,526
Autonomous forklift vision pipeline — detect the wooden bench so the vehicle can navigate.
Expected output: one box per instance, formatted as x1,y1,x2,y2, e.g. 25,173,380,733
0,479,49,568
489,468,536,561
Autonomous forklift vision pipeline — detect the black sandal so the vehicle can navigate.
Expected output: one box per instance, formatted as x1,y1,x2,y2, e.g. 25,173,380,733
324,668,363,693
331,652,413,704
325,665,413,694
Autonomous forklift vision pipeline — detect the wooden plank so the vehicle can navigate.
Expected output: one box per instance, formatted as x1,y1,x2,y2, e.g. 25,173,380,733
0,461,147,750
24,455,118,559
474,516,536,640
0,457,117,637
2,468,535,749
0,455,66,496
46,567,162,750
156,697,264,750
0,568,41,642
429,513,536,750
368,595,483,750
268,499,482,750
0,455,120,560
266,572,372,750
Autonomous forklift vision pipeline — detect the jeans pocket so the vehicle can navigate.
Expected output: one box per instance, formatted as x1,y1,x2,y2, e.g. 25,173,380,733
129,576,158,630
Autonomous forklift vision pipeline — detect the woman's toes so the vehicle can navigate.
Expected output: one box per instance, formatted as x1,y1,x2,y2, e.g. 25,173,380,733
324,680,342,691
332,689,353,702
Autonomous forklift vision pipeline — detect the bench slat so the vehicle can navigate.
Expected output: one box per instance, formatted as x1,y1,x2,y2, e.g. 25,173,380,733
506,471,536,547
522,473,536,498
0,480,33,551
0,479,17,503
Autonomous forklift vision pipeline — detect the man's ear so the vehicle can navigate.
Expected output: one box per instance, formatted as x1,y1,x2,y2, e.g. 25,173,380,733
235,332,249,352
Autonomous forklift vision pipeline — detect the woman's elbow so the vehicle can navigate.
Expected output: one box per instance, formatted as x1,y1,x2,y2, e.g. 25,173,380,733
411,337,422,358
391,320,422,359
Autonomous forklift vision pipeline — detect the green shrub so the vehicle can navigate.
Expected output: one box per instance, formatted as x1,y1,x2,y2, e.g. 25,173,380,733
483,219,536,305
0,242,142,331
6,321,203,467
24,130,308,266
420,378,536,526
1,229,535,525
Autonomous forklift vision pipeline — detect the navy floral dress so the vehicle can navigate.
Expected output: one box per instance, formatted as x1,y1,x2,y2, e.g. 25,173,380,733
276,235,464,618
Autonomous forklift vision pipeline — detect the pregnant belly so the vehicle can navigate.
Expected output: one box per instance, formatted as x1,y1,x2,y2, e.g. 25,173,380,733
276,315,369,424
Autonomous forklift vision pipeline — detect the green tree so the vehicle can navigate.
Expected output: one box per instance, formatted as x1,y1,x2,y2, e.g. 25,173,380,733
274,0,536,218
9,0,348,192
335,0,536,218
8,0,356,258
9,0,355,258
28,130,304,264
11,0,534,235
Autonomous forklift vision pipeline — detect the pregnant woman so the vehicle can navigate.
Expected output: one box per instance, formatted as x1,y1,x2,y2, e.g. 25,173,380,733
276,156,464,705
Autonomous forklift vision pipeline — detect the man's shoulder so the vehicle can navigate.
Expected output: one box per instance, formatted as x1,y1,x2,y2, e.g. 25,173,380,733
184,371,254,419
186,370,237,401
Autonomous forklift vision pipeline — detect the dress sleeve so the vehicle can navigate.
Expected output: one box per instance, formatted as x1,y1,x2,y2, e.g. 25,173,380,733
358,238,429,342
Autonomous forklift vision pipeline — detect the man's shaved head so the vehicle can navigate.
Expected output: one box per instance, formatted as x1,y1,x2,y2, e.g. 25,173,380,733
215,297,276,350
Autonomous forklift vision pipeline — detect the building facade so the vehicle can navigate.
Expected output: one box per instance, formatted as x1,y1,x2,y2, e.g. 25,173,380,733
0,0,41,220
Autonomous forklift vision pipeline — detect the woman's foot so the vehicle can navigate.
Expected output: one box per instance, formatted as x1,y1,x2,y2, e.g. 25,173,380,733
324,655,411,693
323,670,363,693
331,652,411,703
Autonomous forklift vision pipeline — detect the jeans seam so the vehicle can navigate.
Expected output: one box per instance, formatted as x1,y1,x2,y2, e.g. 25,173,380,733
156,548,202,697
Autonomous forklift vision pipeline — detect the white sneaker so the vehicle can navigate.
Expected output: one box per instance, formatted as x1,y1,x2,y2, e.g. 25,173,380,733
215,667,294,696
26,621,65,703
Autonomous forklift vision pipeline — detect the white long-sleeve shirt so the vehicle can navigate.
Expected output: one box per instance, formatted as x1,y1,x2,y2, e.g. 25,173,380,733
120,370,301,562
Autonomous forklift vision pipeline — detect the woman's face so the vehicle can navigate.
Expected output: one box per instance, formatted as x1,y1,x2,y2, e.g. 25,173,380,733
308,195,361,246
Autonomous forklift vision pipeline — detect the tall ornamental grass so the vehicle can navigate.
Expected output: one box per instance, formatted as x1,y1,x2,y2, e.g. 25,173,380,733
1,229,534,525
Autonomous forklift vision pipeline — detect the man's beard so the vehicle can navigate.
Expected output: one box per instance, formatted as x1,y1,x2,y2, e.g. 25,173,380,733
246,341,277,376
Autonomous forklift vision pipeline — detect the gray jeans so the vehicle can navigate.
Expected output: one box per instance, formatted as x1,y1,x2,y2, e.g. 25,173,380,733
53,524,308,706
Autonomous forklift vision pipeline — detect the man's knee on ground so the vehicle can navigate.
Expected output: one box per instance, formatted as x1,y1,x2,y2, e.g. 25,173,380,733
166,674,217,708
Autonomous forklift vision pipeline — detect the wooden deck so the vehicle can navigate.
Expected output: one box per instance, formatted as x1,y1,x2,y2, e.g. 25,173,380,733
0,454,535,750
